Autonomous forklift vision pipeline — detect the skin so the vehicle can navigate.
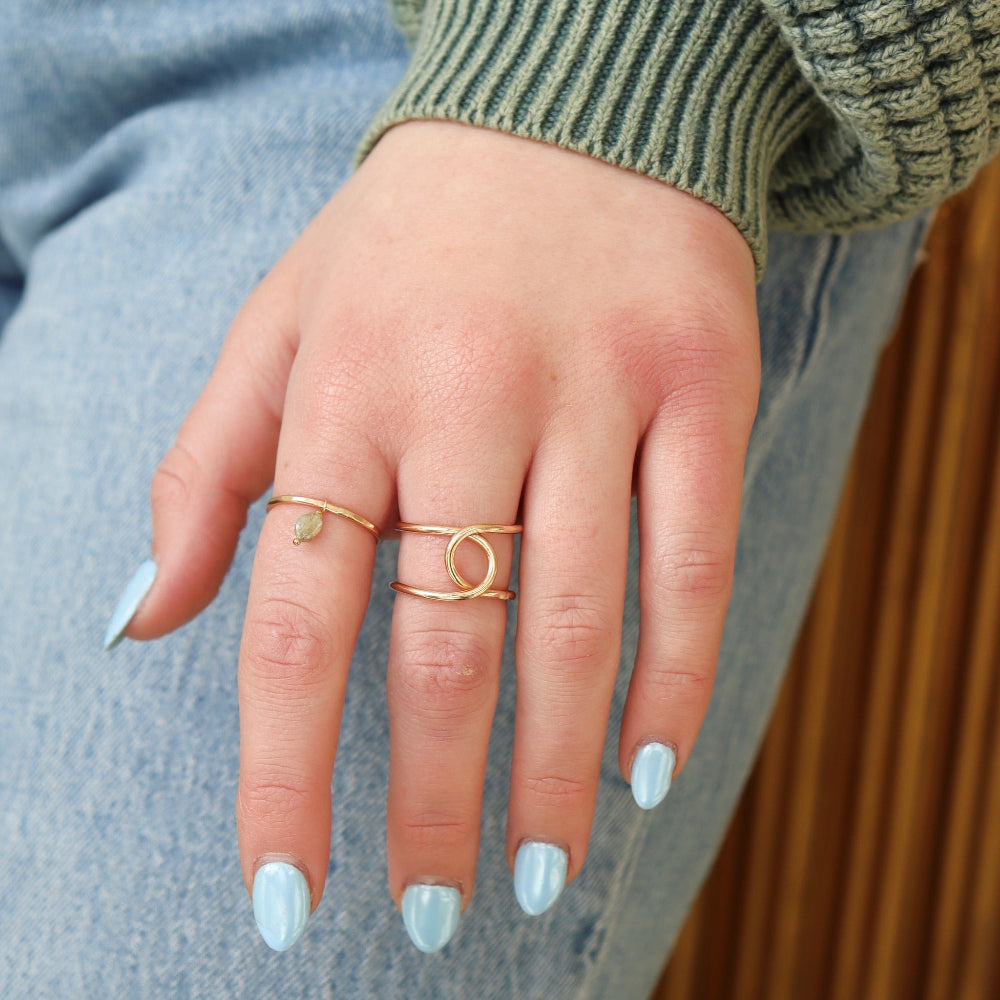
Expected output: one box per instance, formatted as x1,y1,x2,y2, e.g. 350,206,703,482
124,120,760,919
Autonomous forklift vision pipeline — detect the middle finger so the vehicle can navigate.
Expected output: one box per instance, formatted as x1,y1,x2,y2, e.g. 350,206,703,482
386,433,527,952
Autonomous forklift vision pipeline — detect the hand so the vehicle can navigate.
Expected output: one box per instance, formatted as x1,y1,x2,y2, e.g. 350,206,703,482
124,120,759,951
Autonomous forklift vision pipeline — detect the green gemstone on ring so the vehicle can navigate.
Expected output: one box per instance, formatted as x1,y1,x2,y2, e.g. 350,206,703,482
292,510,323,545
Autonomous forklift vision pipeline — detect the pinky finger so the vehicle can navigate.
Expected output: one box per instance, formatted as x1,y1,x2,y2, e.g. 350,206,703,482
620,389,754,809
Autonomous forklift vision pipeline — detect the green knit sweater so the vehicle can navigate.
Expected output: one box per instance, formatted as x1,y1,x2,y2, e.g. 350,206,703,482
354,0,1000,280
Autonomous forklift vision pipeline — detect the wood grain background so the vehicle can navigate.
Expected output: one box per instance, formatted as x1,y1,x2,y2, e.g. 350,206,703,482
653,157,1000,1000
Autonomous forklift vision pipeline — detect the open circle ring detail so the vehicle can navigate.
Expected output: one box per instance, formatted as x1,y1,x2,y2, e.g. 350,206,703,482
391,522,523,601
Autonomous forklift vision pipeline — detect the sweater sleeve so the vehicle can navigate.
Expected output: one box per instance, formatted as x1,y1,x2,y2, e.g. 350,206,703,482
355,1,1000,281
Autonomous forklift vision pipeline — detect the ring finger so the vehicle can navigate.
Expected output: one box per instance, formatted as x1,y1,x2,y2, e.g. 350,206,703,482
507,405,637,914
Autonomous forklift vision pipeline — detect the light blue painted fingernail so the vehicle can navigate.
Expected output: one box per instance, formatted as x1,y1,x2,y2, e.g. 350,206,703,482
513,842,568,916
401,884,461,953
630,743,676,810
252,862,311,952
103,559,157,650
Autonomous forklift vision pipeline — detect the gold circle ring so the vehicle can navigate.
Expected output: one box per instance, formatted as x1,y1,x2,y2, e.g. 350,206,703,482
390,522,523,601
266,495,380,545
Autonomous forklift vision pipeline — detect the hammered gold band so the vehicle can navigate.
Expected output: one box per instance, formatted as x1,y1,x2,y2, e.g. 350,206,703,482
266,495,381,545
390,522,523,601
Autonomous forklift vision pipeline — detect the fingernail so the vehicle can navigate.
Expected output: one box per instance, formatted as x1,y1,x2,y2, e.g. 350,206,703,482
252,862,311,951
630,742,676,810
103,559,157,650
513,842,568,916
401,884,461,953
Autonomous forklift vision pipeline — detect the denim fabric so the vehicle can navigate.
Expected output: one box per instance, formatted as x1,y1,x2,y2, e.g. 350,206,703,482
0,2,931,997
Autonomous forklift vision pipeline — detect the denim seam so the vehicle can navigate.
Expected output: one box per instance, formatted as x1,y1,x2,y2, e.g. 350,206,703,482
797,231,850,384
743,228,851,497
577,804,655,999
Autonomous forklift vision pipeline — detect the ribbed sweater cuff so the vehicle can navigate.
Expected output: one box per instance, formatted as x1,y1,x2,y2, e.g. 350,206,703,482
355,0,818,280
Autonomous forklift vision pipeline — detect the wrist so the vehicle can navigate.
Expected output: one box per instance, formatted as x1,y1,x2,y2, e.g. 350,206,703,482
355,0,814,282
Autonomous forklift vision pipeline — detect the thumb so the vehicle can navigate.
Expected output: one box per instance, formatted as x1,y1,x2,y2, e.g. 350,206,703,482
105,260,299,648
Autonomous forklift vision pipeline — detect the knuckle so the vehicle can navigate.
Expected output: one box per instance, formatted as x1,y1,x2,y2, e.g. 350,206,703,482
243,596,332,690
150,442,201,513
666,338,760,425
529,593,616,668
237,775,314,828
521,773,590,807
299,353,373,421
398,812,471,851
667,350,747,414
650,540,733,604
599,304,758,411
641,664,715,709
404,313,546,427
395,628,496,709
150,440,249,536
294,368,389,464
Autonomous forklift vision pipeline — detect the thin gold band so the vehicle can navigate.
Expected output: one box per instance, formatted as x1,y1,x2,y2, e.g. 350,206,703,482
266,495,381,545
391,522,523,601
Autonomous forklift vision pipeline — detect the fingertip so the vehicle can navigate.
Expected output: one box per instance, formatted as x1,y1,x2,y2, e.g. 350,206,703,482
252,861,312,952
513,841,568,916
629,742,676,810
401,884,462,953
103,558,158,650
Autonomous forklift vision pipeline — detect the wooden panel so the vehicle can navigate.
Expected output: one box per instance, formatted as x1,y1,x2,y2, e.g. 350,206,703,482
653,156,1000,1000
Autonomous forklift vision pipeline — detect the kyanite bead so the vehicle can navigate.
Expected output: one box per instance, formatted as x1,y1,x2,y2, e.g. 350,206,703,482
293,510,323,544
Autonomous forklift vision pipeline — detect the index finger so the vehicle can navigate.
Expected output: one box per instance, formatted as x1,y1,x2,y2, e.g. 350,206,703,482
236,376,392,950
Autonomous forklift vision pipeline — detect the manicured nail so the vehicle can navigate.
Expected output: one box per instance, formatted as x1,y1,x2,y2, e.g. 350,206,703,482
513,842,568,916
252,862,311,951
401,884,461,953
103,559,157,650
630,742,676,810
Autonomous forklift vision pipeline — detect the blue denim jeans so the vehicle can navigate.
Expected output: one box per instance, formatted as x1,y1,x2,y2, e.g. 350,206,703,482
0,2,931,997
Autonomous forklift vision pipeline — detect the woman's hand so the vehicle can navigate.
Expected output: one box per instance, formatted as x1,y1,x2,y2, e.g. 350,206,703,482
122,120,759,951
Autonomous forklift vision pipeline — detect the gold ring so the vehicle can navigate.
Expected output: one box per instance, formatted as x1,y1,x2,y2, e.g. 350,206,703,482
390,522,523,601
266,495,380,545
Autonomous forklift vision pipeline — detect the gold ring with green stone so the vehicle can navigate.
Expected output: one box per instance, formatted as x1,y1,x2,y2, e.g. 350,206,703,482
265,495,380,546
